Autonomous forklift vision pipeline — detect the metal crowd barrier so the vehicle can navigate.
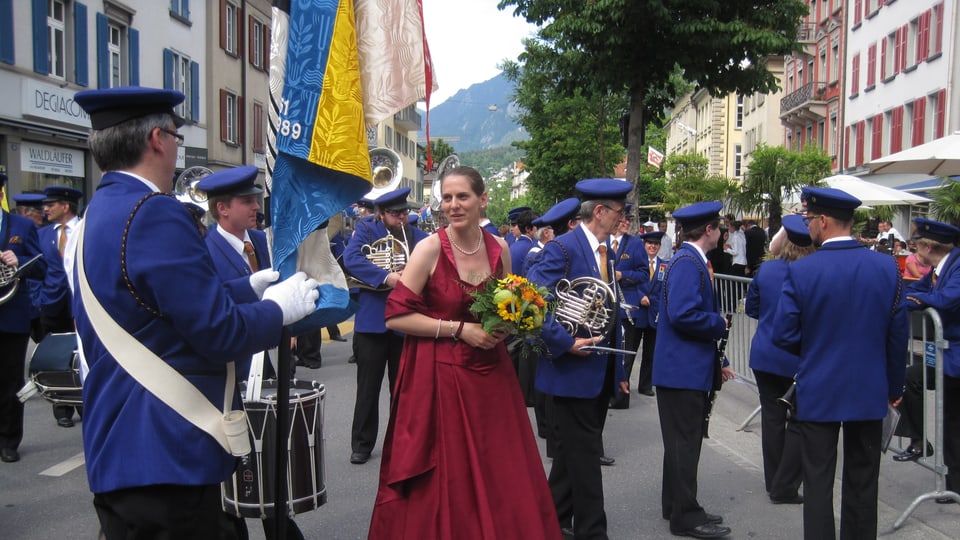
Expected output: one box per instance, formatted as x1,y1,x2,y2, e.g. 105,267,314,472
713,274,761,430
893,308,958,529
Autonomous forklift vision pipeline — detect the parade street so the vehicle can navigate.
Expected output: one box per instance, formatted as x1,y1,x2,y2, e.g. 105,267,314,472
3,325,959,539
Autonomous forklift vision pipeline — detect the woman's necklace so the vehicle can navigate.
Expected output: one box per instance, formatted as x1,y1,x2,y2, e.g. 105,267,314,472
448,226,483,255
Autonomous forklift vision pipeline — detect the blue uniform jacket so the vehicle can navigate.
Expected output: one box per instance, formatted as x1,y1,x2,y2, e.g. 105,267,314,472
772,239,907,422
612,234,648,326
745,259,799,378
509,235,536,276
0,211,46,333
903,247,960,378
527,226,627,398
637,256,666,329
35,224,72,318
73,172,285,494
652,243,727,392
483,222,501,237
343,219,427,333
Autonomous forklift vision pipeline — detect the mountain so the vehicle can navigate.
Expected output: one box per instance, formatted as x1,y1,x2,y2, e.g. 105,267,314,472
419,73,528,153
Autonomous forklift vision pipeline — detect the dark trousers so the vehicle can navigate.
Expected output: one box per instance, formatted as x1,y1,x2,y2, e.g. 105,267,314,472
549,390,610,540
896,364,960,491
610,324,641,409
799,419,882,540
227,513,305,540
295,331,324,367
351,331,402,454
513,342,536,407
0,332,28,451
38,313,77,421
657,387,710,533
94,483,237,540
636,326,657,393
753,369,802,498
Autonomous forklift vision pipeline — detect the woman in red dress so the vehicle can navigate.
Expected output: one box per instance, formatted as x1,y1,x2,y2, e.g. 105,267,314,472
368,166,561,539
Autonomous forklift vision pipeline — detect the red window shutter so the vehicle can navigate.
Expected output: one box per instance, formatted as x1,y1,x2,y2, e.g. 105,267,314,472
936,89,946,138
264,28,271,71
854,0,862,25
253,103,264,153
934,3,944,54
920,11,931,61
248,15,255,65
851,53,860,95
900,25,908,72
867,45,876,87
872,115,883,160
855,121,865,166
913,99,926,146
891,106,903,153
881,39,887,80
220,89,228,142
844,126,851,169
219,0,227,52
238,96,245,145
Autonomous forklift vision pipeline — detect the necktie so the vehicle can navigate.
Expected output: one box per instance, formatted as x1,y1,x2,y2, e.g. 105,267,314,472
243,241,259,272
58,225,67,257
933,271,938,286
598,245,609,282
650,259,656,280
611,239,619,254
707,260,715,281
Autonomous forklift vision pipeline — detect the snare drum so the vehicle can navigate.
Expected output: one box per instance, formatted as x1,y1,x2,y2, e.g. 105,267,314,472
28,332,82,407
222,379,327,518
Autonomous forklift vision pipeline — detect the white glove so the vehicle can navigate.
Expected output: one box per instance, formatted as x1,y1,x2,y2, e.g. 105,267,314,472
249,269,280,299
262,272,320,325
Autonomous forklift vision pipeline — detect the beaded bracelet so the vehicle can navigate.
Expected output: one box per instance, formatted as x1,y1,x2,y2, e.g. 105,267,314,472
450,319,456,339
435,318,442,339
454,320,465,340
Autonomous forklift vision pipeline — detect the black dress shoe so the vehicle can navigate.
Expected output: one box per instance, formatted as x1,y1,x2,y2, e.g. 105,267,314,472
57,417,75,428
599,455,615,466
893,442,934,462
672,523,731,538
638,388,655,396
770,493,804,504
936,495,958,504
348,356,357,364
350,452,370,464
704,513,723,524
560,526,575,538
329,336,347,342
0,448,19,463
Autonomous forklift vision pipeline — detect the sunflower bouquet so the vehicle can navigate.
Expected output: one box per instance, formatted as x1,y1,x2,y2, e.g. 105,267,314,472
469,274,551,358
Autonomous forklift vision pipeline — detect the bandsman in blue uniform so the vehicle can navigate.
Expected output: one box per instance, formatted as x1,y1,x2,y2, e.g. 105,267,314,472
508,208,539,277
12,192,46,226
894,218,960,504
609,207,648,410
772,186,907,540
505,205,530,246
634,230,666,397
0,173,47,463
527,179,630,539
36,186,84,427
744,214,814,505
653,201,733,539
72,86,319,539
344,186,428,465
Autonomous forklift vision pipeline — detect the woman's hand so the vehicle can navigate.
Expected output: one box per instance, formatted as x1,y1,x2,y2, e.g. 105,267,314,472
460,322,505,350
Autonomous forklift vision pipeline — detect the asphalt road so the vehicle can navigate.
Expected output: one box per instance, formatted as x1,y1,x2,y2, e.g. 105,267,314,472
3,324,959,539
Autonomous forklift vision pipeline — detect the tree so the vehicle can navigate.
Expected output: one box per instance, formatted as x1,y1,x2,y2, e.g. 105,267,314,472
660,152,735,212
498,0,809,205
419,138,456,167
731,144,832,235
929,179,960,224
503,48,626,208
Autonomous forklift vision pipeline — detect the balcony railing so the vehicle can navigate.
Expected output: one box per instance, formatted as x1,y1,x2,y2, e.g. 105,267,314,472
780,82,827,115
394,104,421,131
796,23,816,43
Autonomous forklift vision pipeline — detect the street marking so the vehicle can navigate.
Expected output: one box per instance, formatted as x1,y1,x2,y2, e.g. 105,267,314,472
39,452,85,477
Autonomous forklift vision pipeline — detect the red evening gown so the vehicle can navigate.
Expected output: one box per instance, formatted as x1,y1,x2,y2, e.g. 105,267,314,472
368,228,561,540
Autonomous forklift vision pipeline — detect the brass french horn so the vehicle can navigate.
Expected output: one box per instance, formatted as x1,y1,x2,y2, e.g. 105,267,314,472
0,254,43,305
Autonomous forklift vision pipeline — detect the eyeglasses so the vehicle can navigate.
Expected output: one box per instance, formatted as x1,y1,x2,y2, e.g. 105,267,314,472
602,204,626,217
385,208,410,217
159,128,184,146
802,213,822,226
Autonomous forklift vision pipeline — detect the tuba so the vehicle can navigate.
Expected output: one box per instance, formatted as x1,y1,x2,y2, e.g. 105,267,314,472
366,147,403,201
174,166,213,207
0,254,43,305
423,154,460,232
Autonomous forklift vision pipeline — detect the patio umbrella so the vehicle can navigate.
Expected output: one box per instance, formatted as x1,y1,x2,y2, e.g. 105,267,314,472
820,175,932,206
867,132,960,176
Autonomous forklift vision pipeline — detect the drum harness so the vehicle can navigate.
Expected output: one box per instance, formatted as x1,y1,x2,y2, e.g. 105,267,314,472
74,195,251,457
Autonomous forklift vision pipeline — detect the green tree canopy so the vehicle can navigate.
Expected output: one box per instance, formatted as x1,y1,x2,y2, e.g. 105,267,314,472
929,179,960,225
660,152,735,213
499,0,808,203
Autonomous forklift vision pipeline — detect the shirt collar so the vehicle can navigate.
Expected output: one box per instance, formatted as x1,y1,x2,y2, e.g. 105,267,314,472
216,224,252,255
683,241,708,263
935,252,950,278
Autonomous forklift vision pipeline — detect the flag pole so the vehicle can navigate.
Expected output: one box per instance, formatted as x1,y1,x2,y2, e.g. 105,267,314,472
273,326,292,540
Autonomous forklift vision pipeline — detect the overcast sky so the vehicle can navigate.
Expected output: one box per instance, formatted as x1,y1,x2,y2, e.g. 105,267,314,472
420,0,539,106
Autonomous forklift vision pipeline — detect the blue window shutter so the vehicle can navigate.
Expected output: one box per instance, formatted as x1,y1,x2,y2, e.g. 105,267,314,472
31,0,47,74
74,3,88,86
128,28,139,85
0,0,14,64
95,13,108,88
190,60,200,123
162,49,173,90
